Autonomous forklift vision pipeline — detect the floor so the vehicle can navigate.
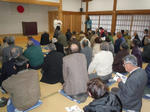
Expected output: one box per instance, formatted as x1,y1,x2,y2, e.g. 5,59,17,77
0,36,150,112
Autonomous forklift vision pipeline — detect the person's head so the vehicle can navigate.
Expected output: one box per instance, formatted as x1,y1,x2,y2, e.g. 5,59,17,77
92,31,95,35
67,29,71,32
95,37,102,43
87,16,90,21
124,30,129,35
10,47,21,59
3,37,8,43
120,42,129,50
133,31,137,36
7,37,15,45
105,37,111,42
82,40,89,48
123,55,138,72
117,32,122,38
56,26,60,31
27,36,33,40
131,39,140,47
87,78,108,99
100,42,109,51
27,39,34,47
47,43,56,52
14,56,29,72
121,30,124,35
144,29,148,34
69,43,80,53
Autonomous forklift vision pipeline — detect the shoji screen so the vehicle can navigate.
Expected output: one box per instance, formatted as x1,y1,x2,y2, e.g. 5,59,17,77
89,15,112,32
116,15,132,33
89,15,99,31
131,15,150,40
99,15,112,32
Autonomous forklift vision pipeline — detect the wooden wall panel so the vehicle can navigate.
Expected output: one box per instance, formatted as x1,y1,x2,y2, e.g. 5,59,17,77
48,11,58,33
62,14,71,33
72,15,81,33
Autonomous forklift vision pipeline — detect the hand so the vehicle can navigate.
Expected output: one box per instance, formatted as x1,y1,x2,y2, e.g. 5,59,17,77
117,78,122,83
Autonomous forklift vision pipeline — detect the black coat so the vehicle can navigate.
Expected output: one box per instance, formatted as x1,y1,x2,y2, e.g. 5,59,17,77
83,93,122,112
40,50,64,84
54,42,64,55
142,44,150,63
40,33,50,45
117,68,147,111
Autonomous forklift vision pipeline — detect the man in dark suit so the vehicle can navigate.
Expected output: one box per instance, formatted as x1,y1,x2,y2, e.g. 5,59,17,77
116,55,147,112
40,43,64,84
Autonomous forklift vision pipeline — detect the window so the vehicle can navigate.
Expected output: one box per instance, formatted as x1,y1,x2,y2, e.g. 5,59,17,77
89,15,99,31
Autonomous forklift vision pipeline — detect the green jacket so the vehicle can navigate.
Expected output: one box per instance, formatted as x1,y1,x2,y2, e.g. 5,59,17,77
23,45,44,67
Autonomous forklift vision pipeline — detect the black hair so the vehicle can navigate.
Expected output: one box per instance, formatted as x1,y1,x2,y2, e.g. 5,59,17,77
121,42,129,50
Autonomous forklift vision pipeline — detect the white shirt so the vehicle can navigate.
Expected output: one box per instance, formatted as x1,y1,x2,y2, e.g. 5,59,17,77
88,51,113,76
53,19,62,29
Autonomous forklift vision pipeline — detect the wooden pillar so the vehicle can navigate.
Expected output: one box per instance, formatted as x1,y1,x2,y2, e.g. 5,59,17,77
85,1,89,32
111,0,117,33
58,0,63,21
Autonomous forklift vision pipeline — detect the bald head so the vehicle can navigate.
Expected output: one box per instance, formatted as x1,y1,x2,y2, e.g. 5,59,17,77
70,43,79,53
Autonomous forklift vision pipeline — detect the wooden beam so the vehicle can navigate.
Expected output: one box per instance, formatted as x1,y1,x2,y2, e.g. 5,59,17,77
58,0,62,20
1,0,60,7
116,10,150,15
87,11,113,15
63,11,82,15
111,0,117,33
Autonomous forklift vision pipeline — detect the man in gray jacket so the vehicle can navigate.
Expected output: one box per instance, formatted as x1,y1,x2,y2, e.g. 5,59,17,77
116,55,147,112
63,43,89,102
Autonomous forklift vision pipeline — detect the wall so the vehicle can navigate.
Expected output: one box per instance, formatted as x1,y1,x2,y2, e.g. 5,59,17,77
0,2,57,34
88,0,113,11
62,0,81,12
117,0,150,10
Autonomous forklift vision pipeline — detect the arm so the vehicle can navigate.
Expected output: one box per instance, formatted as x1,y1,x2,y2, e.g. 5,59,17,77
88,56,97,74
2,76,14,93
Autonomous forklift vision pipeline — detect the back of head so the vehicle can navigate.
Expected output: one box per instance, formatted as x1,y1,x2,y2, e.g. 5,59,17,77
14,56,29,72
82,39,89,48
10,47,21,59
70,43,80,53
95,37,102,43
7,36,15,45
87,78,108,99
56,26,60,31
117,32,122,38
132,39,140,47
28,36,33,40
120,42,129,50
100,42,109,51
123,54,137,67
144,29,148,34
3,37,8,43
47,43,56,51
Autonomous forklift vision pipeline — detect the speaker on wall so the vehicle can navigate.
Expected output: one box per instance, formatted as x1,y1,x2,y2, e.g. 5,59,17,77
80,8,83,12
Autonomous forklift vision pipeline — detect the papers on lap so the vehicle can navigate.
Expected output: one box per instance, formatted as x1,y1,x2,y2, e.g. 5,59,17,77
65,105,83,112
113,72,127,83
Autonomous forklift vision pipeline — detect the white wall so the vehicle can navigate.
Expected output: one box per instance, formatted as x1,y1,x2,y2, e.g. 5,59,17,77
0,2,57,34
62,0,81,11
88,0,113,11
117,0,150,10
81,15,86,32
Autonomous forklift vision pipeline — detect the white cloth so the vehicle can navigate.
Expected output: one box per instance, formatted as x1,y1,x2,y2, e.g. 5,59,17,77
88,51,113,77
53,19,62,29
92,43,100,57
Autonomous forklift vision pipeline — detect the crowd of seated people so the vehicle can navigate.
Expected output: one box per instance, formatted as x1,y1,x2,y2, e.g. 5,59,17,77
0,27,149,112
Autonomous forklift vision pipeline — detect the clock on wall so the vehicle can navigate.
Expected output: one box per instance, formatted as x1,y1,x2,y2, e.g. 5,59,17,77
17,5,24,13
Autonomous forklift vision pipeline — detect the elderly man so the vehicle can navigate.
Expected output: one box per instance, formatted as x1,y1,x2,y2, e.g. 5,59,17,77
116,55,147,112
63,43,89,102
41,43,64,84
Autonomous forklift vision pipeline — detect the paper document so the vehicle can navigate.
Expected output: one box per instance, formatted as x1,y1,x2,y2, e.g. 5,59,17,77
65,105,83,112
113,72,127,83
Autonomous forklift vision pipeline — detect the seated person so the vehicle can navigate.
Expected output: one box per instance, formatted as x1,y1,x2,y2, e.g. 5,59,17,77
88,42,113,83
63,43,89,102
2,56,40,111
23,39,44,69
40,32,50,45
41,43,64,84
28,36,40,46
142,37,150,63
0,47,21,87
113,42,129,73
2,36,23,63
83,78,122,112
131,39,142,67
52,38,64,55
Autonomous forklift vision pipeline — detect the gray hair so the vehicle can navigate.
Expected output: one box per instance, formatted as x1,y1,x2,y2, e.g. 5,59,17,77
123,55,137,66
10,47,20,59
7,36,15,45
47,43,56,51
100,42,109,51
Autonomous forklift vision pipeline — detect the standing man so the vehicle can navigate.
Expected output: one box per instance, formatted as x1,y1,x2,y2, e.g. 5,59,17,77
85,16,92,32
53,16,62,30
116,55,147,112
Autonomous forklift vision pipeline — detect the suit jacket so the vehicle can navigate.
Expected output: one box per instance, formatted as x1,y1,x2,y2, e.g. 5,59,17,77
131,46,142,67
113,49,129,73
117,68,147,111
63,53,89,95
41,50,64,84
81,46,92,68
2,70,40,111
2,45,23,63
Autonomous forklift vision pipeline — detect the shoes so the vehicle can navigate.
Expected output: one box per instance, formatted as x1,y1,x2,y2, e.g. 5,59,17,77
0,97,8,107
